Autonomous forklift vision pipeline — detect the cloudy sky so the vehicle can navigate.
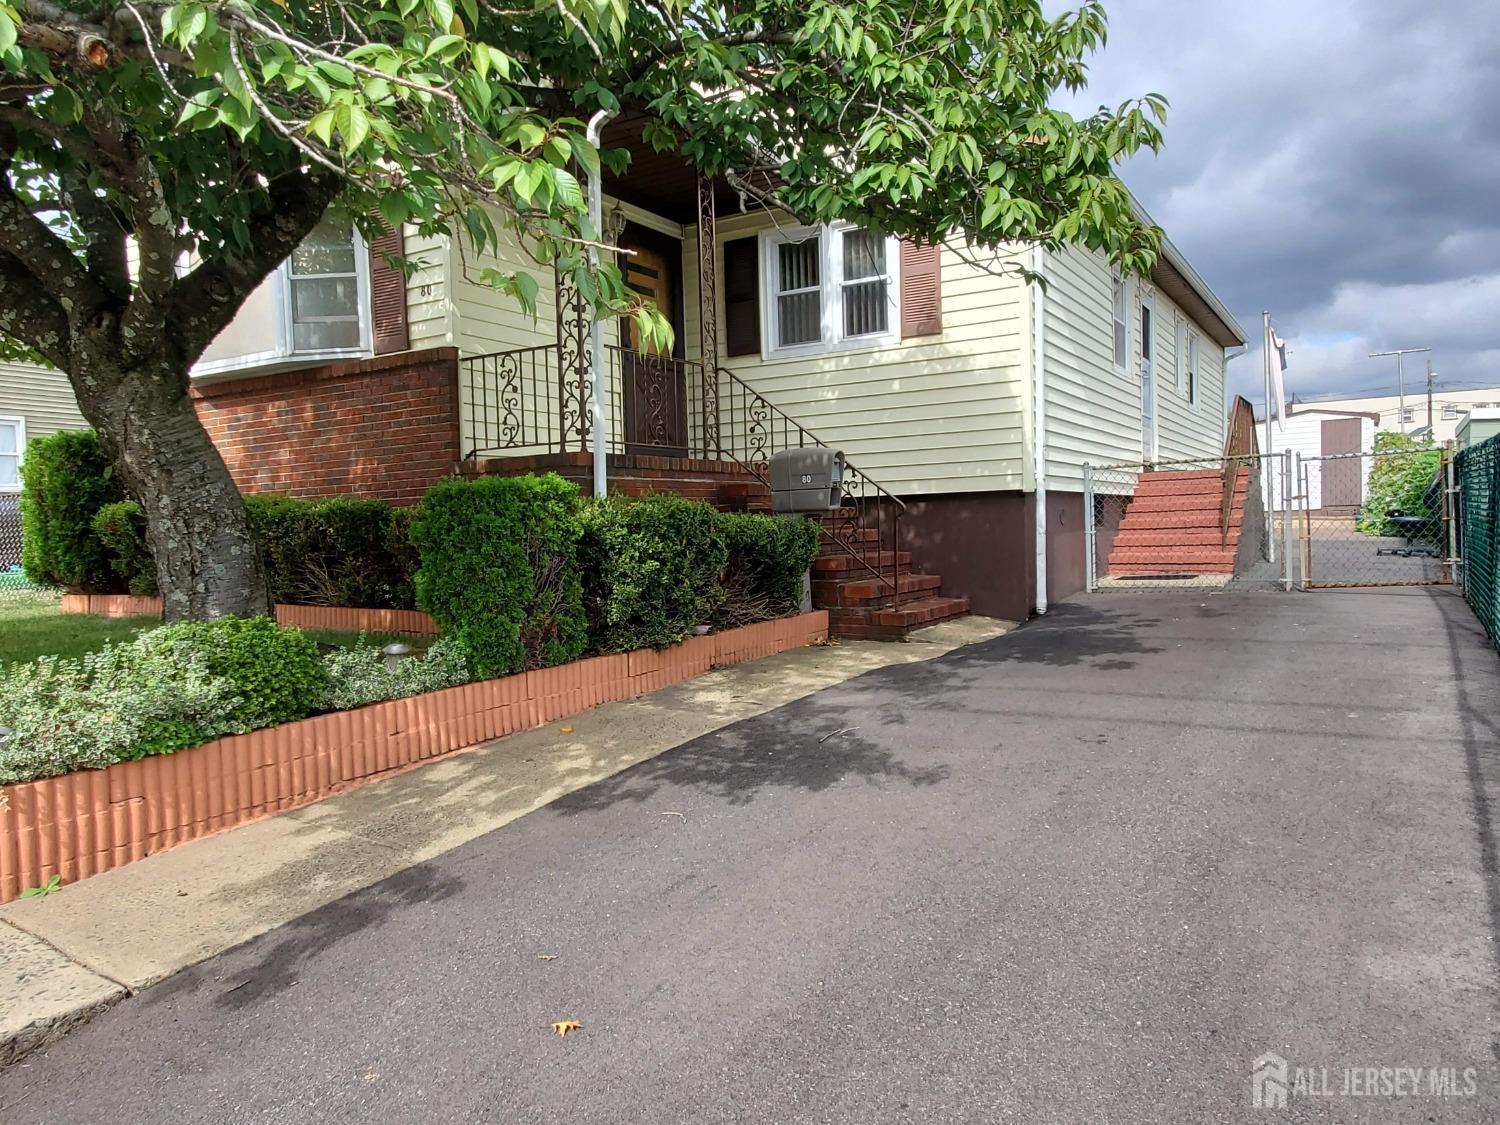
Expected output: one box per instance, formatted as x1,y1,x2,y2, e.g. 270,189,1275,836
1053,0,1500,404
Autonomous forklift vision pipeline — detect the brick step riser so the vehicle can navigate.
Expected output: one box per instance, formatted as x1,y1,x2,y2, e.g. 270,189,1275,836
1123,495,1245,514
1114,531,1246,548
1106,564,1236,576
1116,513,1245,531
1131,484,1249,503
1108,553,1238,567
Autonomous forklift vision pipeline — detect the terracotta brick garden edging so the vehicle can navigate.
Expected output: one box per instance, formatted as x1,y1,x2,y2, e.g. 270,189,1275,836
0,612,828,902
58,593,440,637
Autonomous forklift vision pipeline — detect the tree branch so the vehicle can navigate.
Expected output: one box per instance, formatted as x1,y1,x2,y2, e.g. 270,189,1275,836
166,168,342,364
0,123,112,317
0,246,70,367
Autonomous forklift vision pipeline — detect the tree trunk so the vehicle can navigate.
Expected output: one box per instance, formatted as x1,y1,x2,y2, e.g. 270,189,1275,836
73,352,271,622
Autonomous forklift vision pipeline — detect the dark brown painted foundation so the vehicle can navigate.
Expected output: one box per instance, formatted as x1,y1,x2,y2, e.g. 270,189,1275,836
896,489,1100,621
896,491,1035,622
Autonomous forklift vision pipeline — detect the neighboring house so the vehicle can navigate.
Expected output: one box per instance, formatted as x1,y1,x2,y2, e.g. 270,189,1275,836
1457,408,1500,451
1259,406,1378,514
1300,387,1500,445
4,122,1247,628
1,361,90,569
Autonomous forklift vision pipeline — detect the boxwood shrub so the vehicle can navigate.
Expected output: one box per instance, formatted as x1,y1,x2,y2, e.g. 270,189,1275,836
137,615,328,729
19,429,124,592
715,513,821,625
410,474,588,678
577,494,729,652
92,500,158,596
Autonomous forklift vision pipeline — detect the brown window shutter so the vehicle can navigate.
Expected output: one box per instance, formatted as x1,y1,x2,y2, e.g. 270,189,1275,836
900,238,943,338
723,235,760,357
368,221,409,355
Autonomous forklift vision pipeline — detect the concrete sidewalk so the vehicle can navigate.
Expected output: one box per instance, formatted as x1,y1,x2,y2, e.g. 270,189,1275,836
0,617,1009,1064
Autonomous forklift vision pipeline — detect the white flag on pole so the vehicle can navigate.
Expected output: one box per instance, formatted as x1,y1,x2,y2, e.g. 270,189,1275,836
1266,325,1288,423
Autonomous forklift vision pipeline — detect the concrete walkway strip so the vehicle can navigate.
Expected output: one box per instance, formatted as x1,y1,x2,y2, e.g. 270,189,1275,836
0,922,124,1068
0,618,1009,1062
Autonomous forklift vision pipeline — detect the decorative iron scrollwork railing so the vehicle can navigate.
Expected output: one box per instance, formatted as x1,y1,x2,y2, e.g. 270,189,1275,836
463,345,708,460
462,345,560,458
715,366,908,606
460,346,911,608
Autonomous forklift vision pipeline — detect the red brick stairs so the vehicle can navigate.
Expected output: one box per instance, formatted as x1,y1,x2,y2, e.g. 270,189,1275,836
719,480,969,639
1106,468,1249,578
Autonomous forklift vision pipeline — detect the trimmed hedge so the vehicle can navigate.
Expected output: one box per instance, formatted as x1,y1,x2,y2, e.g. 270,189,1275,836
578,494,729,652
716,513,820,625
410,474,588,678
19,430,124,592
76,493,420,608
92,501,159,597
246,495,418,610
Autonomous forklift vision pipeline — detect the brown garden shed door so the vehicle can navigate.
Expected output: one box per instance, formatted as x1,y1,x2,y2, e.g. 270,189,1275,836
1319,419,1363,511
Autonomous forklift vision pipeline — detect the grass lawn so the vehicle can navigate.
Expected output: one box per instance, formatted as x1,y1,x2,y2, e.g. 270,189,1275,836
0,597,420,669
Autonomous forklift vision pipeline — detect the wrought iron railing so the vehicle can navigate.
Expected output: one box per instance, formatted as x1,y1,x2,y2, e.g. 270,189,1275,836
459,345,911,607
462,345,708,460
715,366,908,606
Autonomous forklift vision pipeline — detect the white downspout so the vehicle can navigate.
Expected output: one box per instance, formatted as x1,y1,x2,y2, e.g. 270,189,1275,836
1031,245,1048,616
586,108,616,498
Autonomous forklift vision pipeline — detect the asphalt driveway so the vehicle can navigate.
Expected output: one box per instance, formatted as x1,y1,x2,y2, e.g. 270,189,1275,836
3,588,1499,1123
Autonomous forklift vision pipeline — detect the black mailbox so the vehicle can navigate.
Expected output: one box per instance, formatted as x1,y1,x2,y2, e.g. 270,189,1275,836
770,448,844,514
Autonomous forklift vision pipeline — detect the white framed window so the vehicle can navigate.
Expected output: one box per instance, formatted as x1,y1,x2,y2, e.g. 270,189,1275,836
194,215,371,377
1111,274,1130,375
0,415,23,491
761,223,899,356
1400,406,1415,424
1185,333,1199,405
1174,315,1186,391
1441,404,1460,421
286,215,367,353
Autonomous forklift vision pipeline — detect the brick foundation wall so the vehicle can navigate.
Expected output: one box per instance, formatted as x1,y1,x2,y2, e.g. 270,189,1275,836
192,348,461,505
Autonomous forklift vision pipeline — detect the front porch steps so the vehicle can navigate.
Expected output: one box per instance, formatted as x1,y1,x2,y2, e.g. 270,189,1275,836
716,476,969,638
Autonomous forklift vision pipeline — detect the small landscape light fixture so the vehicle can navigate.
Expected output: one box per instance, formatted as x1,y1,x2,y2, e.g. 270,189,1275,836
382,642,412,673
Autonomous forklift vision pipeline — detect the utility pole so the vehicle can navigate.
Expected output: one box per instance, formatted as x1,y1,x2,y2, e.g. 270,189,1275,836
1426,360,1435,433
1369,346,1431,433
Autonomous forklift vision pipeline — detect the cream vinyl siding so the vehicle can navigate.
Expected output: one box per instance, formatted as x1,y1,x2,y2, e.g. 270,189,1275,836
1152,288,1227,463
405,226,454,351
1042,245,1227,489
0,362,87,442
684,212,1031,497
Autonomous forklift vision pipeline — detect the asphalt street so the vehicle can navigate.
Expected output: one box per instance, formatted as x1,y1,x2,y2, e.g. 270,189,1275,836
3,588,1499,1123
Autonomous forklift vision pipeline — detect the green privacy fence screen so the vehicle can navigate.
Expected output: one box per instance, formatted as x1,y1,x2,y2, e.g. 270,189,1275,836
1456,434,1500,650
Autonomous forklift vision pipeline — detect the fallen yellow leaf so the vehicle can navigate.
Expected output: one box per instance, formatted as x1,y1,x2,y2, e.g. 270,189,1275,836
550,1020,582,1037
560,725,574,733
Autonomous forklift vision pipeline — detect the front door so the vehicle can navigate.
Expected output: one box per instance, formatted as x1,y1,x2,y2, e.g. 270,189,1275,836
1140,294,1157,463
620,229,688,453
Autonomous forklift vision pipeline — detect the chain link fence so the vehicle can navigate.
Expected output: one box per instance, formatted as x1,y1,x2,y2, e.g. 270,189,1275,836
1293,450,1454,589
0,492,55,605
1456,435,1498,648
1084,454,1278,591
